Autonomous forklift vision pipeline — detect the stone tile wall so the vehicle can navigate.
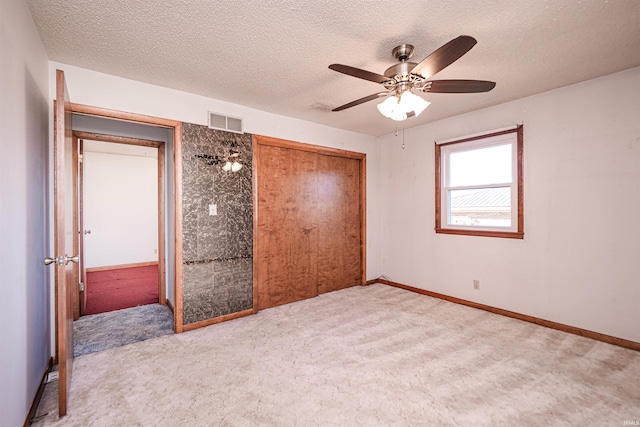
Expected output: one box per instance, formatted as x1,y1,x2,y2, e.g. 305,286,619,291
181,123,253,325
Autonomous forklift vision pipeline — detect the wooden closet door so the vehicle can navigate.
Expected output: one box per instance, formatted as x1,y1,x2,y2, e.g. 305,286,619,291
317,154,362,294
256,145,319,309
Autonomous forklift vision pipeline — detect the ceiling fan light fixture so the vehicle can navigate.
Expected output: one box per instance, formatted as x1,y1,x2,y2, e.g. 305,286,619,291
376,96,396,115
400,91,430,117
377,96,407,121
377,91,430,121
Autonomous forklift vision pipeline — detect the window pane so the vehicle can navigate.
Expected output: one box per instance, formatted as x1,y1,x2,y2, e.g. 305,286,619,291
449,143,512,187
448,187,511,228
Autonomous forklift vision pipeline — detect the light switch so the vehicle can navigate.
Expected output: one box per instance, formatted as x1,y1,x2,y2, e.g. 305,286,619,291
209,204,217,216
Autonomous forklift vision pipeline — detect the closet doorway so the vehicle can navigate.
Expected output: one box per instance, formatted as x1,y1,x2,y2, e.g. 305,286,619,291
254,135,366,309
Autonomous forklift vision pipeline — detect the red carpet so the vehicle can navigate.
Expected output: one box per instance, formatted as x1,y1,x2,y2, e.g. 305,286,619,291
84,265,158,315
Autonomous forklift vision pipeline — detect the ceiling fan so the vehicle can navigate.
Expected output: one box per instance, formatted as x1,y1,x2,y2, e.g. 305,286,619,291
328,35,496,121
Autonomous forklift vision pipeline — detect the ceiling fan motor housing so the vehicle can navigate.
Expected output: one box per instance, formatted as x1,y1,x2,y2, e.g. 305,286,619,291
384,61,419,78
384,44,428,92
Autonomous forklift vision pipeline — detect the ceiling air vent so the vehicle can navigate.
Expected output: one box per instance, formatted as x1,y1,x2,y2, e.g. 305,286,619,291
208,112,244,134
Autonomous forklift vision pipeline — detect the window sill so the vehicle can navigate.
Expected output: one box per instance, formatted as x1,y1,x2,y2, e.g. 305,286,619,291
435,227,524,239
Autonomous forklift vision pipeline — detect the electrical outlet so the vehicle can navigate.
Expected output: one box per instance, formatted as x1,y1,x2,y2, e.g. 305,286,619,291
473,279,480,290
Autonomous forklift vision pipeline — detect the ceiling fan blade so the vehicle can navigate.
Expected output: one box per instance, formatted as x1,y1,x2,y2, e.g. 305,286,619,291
329,64,391,84
410,35,477,79
424,79,496,93
332,92,389,111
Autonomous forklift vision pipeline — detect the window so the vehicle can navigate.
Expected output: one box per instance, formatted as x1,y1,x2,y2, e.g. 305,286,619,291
435,126,523,239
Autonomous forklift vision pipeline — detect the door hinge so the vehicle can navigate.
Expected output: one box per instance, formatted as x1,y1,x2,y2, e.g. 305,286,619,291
79,282,85,292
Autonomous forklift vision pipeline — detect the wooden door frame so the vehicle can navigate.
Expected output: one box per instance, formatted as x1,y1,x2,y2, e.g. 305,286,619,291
252,135,367,310
53,70,75,416
66,103,184,332
72,131,167,316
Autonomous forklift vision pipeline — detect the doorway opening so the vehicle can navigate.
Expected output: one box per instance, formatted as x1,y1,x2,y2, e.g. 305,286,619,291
68,116,177,356
74,133,164,317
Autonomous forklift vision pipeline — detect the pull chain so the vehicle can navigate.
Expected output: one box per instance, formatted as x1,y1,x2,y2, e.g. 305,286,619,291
394,123,405,149
402,122,405,150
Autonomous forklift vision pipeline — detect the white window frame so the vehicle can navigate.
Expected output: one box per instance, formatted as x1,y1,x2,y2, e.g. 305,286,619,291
435,126,523,239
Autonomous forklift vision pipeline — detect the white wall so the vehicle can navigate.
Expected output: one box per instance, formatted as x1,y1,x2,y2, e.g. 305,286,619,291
83,141,158,268
378,67,640,343
48,61,381,282
0,1,51,425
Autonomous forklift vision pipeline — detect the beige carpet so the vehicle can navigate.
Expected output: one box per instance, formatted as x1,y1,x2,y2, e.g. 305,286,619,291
33,284,639,426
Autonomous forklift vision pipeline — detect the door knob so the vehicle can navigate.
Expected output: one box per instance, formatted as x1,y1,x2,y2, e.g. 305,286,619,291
84,230,91,234
44,255,78,265
44,257,59,266
63,255,79,265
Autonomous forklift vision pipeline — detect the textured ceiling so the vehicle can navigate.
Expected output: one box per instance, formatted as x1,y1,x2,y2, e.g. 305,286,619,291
27,0,640,136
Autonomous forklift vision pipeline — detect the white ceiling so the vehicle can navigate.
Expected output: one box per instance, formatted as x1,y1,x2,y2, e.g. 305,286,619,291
27,0,640,137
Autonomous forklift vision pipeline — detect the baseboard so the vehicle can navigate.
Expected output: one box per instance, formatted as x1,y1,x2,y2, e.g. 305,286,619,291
182,308,257,332
86,261,158,273
165,298,174,313
373,279,640,352
24,357,54,426
365,279,378,285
